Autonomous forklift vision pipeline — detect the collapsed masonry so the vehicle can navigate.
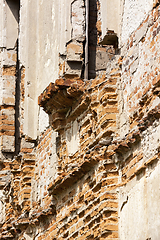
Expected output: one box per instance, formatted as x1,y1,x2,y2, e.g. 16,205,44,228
0,0,160,239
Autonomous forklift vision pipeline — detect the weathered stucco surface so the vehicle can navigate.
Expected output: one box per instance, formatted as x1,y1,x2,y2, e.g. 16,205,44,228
0,0,160,239
19,0,85,139
119,160,160,240
99,0,121,39
121,0,154,44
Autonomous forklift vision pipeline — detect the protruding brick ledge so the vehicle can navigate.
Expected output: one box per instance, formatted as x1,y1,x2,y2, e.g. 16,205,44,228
48,158,98,195
38,78,84,131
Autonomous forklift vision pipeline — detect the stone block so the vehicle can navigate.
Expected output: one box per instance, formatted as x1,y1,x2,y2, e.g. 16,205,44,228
67,42,83,61
65,61,82,77
96,47,110,70
133,22,148,44
1,135,15,152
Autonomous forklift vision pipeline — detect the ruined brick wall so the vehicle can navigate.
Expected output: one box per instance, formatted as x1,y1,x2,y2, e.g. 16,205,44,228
0,0,19,233
0,0,160,240
118,4,160,239
33,62,121,240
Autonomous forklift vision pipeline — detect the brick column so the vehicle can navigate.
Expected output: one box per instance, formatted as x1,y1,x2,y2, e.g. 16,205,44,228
0,50,17,154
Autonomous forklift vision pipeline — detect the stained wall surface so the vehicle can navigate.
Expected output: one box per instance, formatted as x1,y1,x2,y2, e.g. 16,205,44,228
19,0,85,138
0,0,160,240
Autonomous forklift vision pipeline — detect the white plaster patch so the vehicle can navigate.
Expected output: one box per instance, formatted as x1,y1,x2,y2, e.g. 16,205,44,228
119,162,160,240
142,123,160,161
45,35,51,54
0,1,4,47
100,0,120,39
44,58,51,68
121,0,153,44
5,0,19,49
38,107,49,134
66,120,80,156
71,0,85,38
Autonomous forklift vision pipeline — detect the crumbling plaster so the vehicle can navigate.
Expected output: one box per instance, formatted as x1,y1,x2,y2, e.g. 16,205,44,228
0,0,5,48
0,0,19,49
99,0,157,47
121,0,155,45
99,0,121,40
0,0,160,239
119,160,160,240
19,0,85,139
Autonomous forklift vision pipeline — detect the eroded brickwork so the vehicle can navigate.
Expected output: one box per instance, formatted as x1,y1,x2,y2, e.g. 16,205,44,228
0,1,160,240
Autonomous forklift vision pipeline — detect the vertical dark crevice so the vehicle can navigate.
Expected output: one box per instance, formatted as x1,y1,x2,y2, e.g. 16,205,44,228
15,1,20,154
81,40,85,79
88,0,97,79
84,0,89,80
15,40,21,154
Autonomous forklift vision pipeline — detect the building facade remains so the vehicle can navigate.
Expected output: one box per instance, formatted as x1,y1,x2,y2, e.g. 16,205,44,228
0,0,160,239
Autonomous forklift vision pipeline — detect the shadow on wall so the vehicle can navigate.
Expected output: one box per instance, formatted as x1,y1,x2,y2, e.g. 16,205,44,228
6,0,20,23
88,0,97,79
88,0,119,79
